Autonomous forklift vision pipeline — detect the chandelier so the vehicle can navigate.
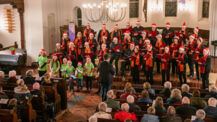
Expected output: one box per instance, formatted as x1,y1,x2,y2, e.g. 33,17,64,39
82,0,127,23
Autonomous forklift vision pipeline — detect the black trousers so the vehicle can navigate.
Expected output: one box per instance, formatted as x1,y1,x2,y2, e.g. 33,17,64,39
179,71,186,86
201,72,209,89
39,71,46,77
171,59,177,74
110,54,120,74
156,58,161,73
146,67,153,84
161,68,170,86
121,60,130,76
131,66,140,84
195,63,200,80
85,76,93,91
187,55,194,76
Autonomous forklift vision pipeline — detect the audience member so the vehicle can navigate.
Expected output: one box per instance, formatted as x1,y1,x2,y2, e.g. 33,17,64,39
105,90,120,110
114,103,137,121
7,70,17,83
160,81,171,98
190,90,207,109
0,71,6,82
41,73,52,86
14,79,31,101
205,85,217,99
0,86,8,99
137,90,153,103
141,106,159,122
161,106,182,122
143,82,155,98
192,109,206,122
88,115,97,122
127,95,141,113
120,87,137,100
176,97,197,115
153,96,166,114
92,102,112,119
23,70,36,84
203,97,217,118
30,82,42,97
166,88,182,105
181,84,192,98
123,82,136,94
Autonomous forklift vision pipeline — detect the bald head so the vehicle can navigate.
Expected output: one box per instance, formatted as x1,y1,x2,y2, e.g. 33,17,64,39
208,97,217,107
182,97,190,104
121,103,129,112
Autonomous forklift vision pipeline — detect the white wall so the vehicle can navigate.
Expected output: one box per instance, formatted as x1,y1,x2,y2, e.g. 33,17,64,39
0,4,21,48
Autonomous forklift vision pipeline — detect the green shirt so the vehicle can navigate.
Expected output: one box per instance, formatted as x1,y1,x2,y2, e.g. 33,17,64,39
84,62,94,77
61,64,68,77
36,56,48,71
50,60,60,73
76,67,83,79
66,65,75,77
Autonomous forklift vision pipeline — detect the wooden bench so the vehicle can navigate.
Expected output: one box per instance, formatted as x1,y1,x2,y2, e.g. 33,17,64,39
0,109,18,122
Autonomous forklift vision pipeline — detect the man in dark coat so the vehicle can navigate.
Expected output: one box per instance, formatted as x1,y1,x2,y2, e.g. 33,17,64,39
23,70,35,85
176,97,197,115
98,54,115,101
204,98,217,118
162,22,174,45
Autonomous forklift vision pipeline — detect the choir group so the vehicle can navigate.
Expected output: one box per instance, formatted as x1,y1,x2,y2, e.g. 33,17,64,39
36,21,211,91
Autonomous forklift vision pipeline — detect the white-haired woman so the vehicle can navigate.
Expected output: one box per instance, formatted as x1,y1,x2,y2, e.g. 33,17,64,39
205,85,217,99
92,102,112,120
181,84,192,98
114,103,137,121
7,70,17,83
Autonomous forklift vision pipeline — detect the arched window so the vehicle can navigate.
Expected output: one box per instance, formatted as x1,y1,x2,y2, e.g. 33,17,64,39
202,0,209,18
77,8,82,26
129,0,139,18
165,0,177,17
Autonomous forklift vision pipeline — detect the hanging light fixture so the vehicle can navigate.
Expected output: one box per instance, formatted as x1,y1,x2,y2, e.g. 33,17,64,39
82,0,127,23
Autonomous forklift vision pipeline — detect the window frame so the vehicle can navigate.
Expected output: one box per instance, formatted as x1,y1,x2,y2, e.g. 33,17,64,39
129,0,139,18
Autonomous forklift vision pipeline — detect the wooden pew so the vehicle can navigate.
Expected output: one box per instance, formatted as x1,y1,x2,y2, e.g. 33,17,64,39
19,101,36,122
0,109,18,122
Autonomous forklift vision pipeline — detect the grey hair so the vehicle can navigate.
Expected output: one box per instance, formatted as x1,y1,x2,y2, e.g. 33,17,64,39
196,109,206,120
127,95,135,104
9,70,16,77
121,103,129,112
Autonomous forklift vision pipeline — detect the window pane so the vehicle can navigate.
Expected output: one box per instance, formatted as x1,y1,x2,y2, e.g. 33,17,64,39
77,8,82,26
129,0,139,18
165,0,177,17
202,0,209,18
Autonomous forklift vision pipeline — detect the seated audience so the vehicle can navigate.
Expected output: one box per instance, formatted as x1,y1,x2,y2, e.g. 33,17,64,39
41,73,52,86
141,106,159,122
8,98,17,109
160,81,172,98
114,103,137,121
92,102,112,119
192,109,206,122
127,95,141,113
166,88,182,105
30,82,42,97
143,82,155,98
153,96,166,114
176,97,197,115
0,86,8,99
0,71,6,82
138,90,153,103
190,90,207,109
7,70,17,83
23,70,36,84
181,84,192,98
120,87,137,100
204,97,217,118
14,79,31,101
105,90,120,110
161,106,182,122
205,85,217,99
123,82,136,94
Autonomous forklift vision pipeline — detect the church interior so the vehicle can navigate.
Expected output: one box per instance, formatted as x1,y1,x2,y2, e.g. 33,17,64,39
0,0,217,122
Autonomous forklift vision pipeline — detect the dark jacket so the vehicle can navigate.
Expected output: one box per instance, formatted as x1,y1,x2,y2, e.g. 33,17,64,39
160,114,182,122
155,106,166,115
205,92,217,99
166,98,182,105
7,77,17,84
98,61,115,87
176,104,197,115
105,98,120,110
137,97,153,103
23,75,35,84
160,88,171,98
204,106,217,118
192,118,204,122
182,92,192,98
141,114,159,122
128,103,141,113
0,92,8,99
